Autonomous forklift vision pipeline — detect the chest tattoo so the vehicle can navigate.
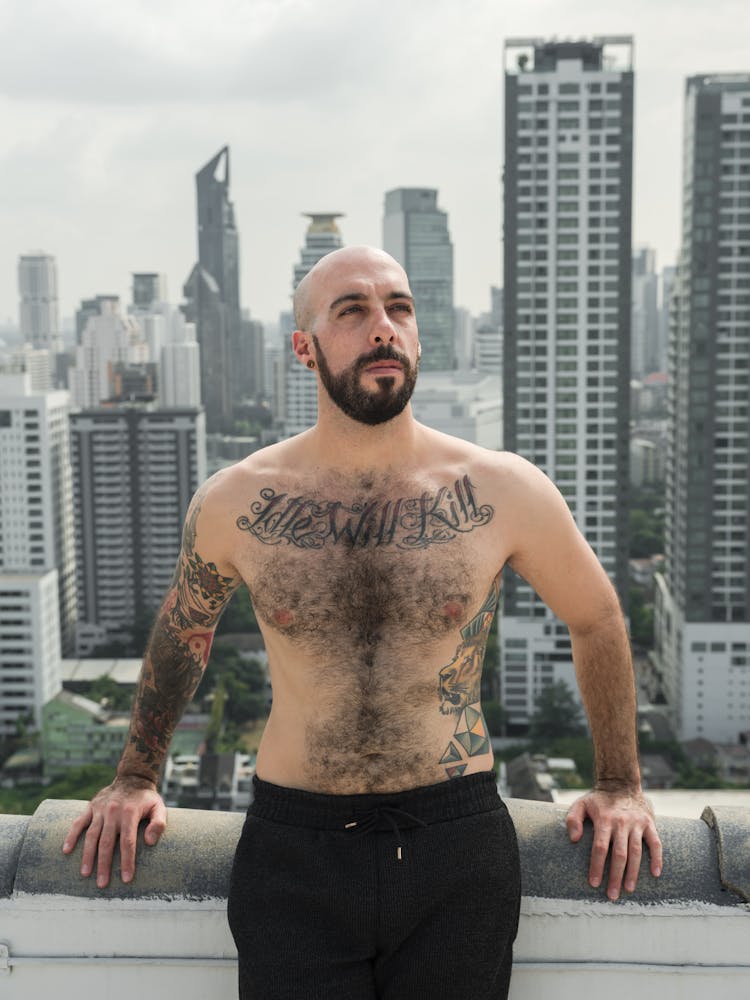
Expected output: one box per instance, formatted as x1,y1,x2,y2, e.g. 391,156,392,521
236,475,494,550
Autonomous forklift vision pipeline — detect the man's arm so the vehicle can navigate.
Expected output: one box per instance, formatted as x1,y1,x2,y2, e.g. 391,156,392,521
503,455,662,900
63,476,241,887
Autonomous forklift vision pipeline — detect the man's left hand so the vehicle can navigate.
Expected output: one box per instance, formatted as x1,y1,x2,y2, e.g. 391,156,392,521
566,789,662,901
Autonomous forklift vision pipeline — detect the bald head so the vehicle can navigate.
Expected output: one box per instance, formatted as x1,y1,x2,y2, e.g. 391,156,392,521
293,245,408,332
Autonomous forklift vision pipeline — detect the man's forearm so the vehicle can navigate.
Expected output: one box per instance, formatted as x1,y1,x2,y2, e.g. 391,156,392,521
117,598,215,785
570,611,641,792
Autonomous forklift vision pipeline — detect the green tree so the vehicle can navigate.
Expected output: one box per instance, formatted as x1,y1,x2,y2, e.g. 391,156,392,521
216,586,260,635
84,676,133,712
482,700,507,739
529,680,586,745
629,588,655,648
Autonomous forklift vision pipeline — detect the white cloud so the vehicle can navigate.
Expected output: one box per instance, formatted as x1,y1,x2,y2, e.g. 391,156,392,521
0,0,748,325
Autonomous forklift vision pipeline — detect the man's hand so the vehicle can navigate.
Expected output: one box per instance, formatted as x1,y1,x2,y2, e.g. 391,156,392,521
566,789,662,901
62,776,167,889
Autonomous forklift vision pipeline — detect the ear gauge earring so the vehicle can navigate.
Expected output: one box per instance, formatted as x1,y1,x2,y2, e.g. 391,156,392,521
307,360,315,369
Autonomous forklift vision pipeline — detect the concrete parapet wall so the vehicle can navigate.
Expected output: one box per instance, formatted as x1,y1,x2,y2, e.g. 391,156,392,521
0,798,748,998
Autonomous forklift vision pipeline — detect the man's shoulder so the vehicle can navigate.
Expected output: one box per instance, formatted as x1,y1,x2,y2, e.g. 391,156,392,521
203,438,303,495
416,426,541,486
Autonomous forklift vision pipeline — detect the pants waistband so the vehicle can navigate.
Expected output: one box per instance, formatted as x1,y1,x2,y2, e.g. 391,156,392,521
249,770,501,831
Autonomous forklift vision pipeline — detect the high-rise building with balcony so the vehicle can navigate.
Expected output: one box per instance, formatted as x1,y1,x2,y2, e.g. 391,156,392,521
18,252,62,355
71,405,206,654
285,213,345,437
383,188,455,371
500,37,634,730
654,73,750,743
0,371,77,657
0,370,75,732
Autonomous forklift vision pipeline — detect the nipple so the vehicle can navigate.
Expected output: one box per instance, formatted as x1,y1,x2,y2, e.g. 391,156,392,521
443,601,464,621
273,608,294,627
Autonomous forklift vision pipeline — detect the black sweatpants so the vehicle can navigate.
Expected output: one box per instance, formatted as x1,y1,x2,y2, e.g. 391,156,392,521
227,771,521,1000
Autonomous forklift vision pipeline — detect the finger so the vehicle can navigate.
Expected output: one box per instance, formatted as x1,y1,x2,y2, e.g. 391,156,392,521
588,823,612,889
644,821,663,878
606,823,630,901
62,804,93,853
144,799,167,845
623,829,644,894
80,813,104,877
95,807,121,888
565,800,586,842
118,805,141,884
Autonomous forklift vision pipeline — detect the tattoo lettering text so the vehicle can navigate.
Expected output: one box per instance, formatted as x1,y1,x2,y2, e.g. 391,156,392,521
437,574,500,778
236,475,494,550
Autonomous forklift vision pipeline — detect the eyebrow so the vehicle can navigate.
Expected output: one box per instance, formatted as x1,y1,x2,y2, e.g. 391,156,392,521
328,290,415,313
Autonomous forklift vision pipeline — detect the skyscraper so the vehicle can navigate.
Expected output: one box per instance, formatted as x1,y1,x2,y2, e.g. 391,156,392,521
654,73,750,742
0,372,77,653
71,405,206,653
184,147,241,432
500,37,634,730
631,247,659,378
0,368,76,729
383,189,455,370
18,252,62,354
285,213,345,436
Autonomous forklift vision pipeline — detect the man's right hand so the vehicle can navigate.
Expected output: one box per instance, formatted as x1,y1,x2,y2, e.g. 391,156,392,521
62,775,167,888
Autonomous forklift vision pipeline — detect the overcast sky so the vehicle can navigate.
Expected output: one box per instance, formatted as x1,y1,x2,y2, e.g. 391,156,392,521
1,0,748,330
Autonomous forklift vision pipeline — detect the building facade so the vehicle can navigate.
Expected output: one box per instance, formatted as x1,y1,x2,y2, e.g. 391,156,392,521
71,405,206,653
501,37,634,729
0,372,77,655
69,299,148,409
18,252,62,354
631,247,660,378
0,571,61,736
654,73,750,742
383,188,455,371
285,213,345,437
187,147,242,431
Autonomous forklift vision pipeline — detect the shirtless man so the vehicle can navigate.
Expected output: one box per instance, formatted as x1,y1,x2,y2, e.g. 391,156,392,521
64,245,662,1000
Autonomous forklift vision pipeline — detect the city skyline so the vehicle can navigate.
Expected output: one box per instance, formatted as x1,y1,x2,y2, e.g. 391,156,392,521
1,0,748,328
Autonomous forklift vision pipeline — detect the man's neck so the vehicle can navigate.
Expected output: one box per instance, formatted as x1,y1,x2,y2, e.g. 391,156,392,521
306,403,420,474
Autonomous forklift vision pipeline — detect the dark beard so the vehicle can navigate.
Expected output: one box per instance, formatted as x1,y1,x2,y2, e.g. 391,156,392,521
312,336,418,426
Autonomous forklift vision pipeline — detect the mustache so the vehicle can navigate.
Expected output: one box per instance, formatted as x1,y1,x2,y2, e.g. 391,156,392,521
355,344,411,373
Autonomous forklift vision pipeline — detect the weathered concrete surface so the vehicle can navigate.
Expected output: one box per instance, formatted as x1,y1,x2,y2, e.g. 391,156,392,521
702,805,750,903
1,796,748,908
12,799,245,900
507,799,738,906
0,814,30,898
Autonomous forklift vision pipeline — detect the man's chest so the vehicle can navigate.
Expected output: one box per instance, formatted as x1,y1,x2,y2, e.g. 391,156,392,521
229,473,502,650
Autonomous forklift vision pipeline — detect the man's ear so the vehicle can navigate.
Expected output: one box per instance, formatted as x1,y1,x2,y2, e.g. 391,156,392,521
291,330,314,368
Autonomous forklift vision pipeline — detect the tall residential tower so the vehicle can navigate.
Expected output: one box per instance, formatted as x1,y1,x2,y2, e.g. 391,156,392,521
501,37,634,729
655,73,750,742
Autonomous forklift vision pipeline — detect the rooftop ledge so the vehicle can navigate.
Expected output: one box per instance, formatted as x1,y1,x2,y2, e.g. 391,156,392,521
1,799,749,999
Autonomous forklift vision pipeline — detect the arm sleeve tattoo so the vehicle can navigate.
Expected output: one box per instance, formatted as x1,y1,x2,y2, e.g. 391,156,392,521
119,484,238,784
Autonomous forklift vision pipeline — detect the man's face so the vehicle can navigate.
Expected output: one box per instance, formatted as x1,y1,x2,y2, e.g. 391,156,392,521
313,335,418,426
301,249,421,426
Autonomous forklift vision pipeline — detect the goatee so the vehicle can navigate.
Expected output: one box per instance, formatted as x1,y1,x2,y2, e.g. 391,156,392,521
312,337,418,426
